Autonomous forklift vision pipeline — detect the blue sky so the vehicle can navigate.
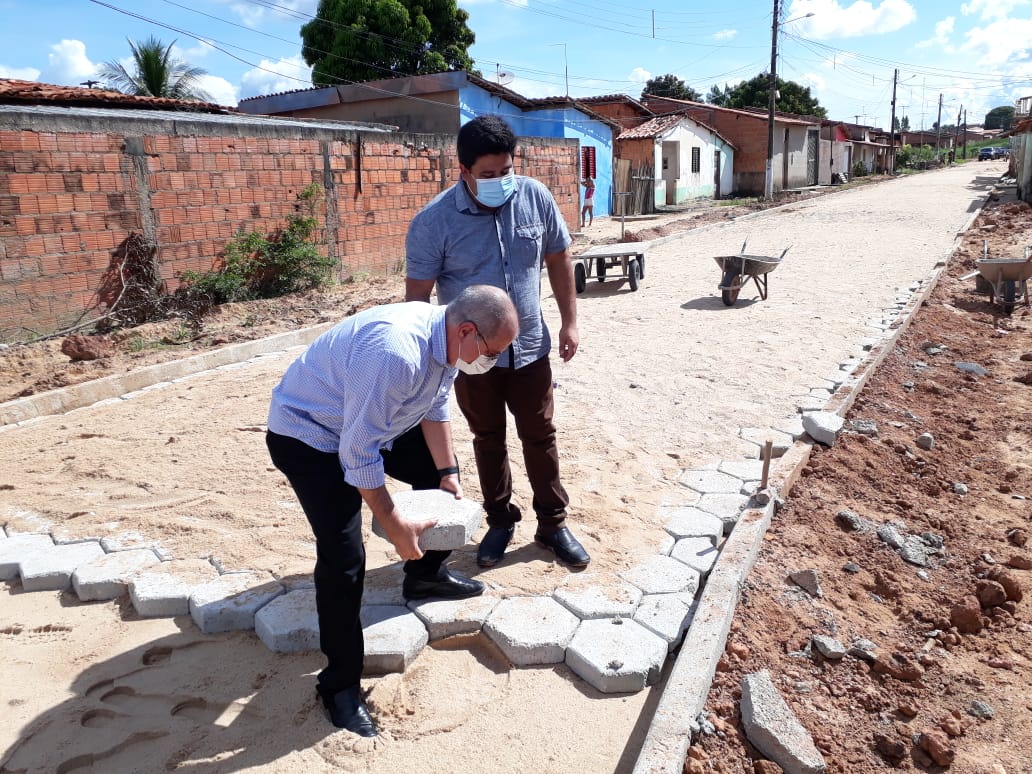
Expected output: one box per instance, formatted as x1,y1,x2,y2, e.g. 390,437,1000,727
1,0,1030,129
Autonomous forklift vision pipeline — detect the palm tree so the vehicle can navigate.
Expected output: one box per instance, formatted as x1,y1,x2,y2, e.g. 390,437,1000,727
99,36,212,102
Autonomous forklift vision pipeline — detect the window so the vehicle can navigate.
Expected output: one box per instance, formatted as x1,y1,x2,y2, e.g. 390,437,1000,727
581,146,596,179
691,146,701,173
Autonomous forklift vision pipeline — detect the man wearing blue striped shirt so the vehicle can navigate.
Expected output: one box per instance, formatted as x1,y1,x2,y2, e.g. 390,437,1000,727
266,284,517,736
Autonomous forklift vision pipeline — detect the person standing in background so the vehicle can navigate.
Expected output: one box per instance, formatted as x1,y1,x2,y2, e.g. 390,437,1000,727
405,114,591,571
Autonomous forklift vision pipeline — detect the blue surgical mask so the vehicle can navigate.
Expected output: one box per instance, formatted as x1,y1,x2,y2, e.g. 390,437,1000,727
472,174,516,208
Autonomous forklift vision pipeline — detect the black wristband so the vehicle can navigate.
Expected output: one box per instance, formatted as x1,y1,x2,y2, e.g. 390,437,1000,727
437,466,460,478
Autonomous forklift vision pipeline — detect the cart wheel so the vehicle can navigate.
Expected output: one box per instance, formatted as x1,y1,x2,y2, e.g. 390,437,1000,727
596,258,606,282
628,259,641,291
719,268,740,306
574,263,586,294
721,287,740,306
1002,280,1016,315
638,256,645,278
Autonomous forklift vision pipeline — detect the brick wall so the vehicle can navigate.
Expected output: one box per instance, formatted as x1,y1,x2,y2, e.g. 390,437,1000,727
0,112,579,342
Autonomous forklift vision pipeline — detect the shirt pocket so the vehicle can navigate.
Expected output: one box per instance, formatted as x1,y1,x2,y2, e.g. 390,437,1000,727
513,222,544,267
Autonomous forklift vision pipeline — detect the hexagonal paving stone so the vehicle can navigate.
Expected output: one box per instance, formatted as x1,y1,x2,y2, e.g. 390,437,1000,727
678,469,743,494
255,588,319,653
565,617,668,693
483,596,580,666
407,595,500,640
20,541,105,591
189,571,283,634
619,555,700,595
72,548,162,601
371,489,482,551
633,592,698,651
718,459,765,484
660,506,723,544
670,537,720,577
361,605,428,673
695,493,750,534
553,571,642,619
130,558,221,617
0,533,55,581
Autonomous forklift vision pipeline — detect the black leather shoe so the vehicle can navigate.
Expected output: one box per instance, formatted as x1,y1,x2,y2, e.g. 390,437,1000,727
321,685,377,736
534,527,591,567
476,525,515,567
402,567,485,600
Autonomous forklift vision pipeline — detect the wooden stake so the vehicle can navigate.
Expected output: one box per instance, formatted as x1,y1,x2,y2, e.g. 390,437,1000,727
759,439,773,490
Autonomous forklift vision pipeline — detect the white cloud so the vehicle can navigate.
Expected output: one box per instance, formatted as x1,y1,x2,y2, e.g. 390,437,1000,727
713,29,738,42
799,72,826,92
785,0,917,39
223,0,319,27
196,74,238,106
178,40,217,62
916,16,955,50
961,18,1032,67
961,0,1030,21
42,39,99,86
0,64,41,80
239,55,313,99
628,67,651,84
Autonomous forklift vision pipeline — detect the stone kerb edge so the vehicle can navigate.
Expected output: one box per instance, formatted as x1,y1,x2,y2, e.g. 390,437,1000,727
0,322,334,428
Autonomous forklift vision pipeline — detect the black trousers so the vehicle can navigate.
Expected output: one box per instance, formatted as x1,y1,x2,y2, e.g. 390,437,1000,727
266,426,449,696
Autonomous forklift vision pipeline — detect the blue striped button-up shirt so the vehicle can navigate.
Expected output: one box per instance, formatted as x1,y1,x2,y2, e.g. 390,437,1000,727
267,302,455,490
406,175,571,369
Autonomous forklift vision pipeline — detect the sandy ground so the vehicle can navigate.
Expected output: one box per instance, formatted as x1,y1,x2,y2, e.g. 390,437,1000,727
0,163,1019,773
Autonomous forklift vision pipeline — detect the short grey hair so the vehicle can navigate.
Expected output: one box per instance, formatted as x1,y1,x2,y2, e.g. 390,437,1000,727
445,285,516,339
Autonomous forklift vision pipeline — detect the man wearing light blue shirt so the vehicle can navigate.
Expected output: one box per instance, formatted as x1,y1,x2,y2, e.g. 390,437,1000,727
266,285,517,736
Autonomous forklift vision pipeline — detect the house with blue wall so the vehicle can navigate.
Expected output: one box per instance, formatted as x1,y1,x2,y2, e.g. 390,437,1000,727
238,71,616,218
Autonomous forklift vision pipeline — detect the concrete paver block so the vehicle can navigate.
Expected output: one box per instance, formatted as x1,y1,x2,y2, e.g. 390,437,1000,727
802,411,845,447
484,596,580,666
408,594,500,640
362,565,406,606
671,537,720,578
20,541,105,591
620,555,700,595
737,427,793,457
661,506,723,544
695,493,750,534
770,415,806,440
361,604,428,673
718,459,766,482
633,593,698,651
130,558,221,617
565,617,668,693
189,571,283,634
553,571,642,619
255,588,319,653
678,469,742,494
99,532,168,555
741,671,827,774
72,548,161,601
0,533,55,580
371,489,482,551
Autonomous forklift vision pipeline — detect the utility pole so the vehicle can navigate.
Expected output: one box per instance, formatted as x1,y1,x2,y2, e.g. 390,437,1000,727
888,68,898,173
935,93,943,159
953,105,962,160
765,0,779,200
962,109,967,159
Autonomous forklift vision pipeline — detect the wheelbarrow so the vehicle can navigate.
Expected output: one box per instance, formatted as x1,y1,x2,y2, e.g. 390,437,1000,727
975,244,1032,315
713,241,790,306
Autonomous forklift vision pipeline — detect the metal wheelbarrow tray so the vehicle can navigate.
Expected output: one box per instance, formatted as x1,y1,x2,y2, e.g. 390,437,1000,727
713,241,790,306
975,256,1032,315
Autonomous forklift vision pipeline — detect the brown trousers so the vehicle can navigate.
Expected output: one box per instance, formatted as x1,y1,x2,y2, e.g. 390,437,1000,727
454,355,568,534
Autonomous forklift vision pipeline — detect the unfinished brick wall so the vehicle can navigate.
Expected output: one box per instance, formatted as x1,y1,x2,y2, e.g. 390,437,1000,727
0,115,579,342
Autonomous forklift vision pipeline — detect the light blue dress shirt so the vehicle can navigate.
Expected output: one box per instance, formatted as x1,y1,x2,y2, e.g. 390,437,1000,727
406,175,571,369
267,302,455,490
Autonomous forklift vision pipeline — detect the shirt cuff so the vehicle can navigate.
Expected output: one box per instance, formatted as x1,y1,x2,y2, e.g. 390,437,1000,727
342,460,386,490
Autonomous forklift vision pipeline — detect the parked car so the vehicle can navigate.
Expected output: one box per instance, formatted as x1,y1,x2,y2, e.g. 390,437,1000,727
992,147,1009,159
978,147,995,161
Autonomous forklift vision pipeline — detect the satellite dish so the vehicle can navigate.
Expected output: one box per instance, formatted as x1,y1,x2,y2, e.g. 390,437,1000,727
495,71,515,86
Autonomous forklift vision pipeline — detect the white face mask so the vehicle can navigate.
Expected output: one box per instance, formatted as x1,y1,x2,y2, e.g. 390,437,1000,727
455,330,499,375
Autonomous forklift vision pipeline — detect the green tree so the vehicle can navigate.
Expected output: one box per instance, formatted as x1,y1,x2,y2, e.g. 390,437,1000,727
723,73,826,118
301,0,476,85
893,115,910,132
99,36,211,101
641,74,701,102
984,105,1014,130
706,83,733,107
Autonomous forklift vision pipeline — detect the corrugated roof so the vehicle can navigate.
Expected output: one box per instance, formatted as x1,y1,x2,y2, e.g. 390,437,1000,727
641,94,819,127
0,78,232,113
616,112,737,149
574,94,653,115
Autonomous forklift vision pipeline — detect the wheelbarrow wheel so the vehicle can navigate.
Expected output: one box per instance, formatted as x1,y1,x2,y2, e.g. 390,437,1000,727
721,287,740,306
628,258,641,291
574,262,586,294
596,258,606,282
1002,279,1016,315
719,268,740,306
